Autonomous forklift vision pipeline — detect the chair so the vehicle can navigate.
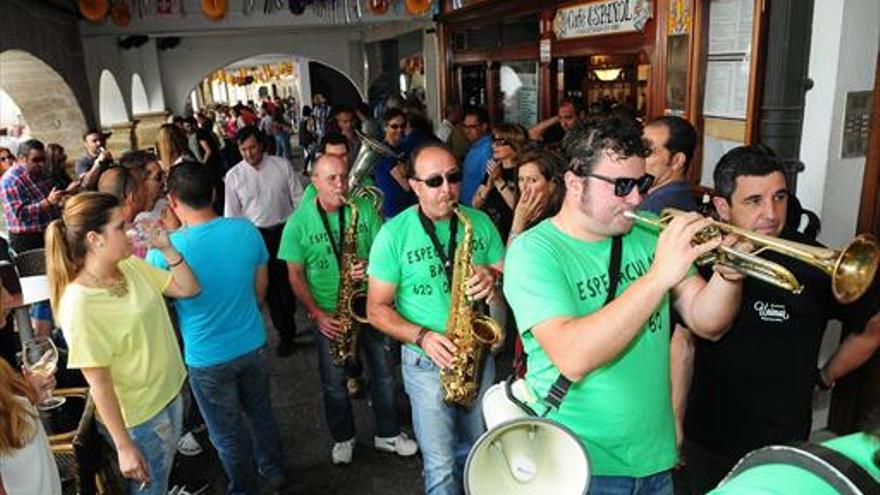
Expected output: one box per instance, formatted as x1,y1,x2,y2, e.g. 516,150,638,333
12,247,46,277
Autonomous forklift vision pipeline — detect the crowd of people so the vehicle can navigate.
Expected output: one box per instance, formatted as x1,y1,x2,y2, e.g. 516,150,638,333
0,89,878,495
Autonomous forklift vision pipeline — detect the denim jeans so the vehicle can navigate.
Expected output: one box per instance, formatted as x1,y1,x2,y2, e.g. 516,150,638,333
188,346,285,495
401,345,495,495
589,471,673,495
98,394,183,495
313,324,400,441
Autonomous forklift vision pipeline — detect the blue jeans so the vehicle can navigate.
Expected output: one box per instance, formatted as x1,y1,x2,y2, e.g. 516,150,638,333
589,471,673,495
274,133,291,159
401,345,495,495
313,324,400,441
188,346,285,495
99,394,183,495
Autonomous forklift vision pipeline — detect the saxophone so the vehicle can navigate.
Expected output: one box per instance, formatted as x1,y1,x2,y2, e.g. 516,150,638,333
330,196,368,367
439,206,503,407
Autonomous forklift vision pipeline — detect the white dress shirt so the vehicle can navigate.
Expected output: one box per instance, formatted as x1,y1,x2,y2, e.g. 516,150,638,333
224,154,305,228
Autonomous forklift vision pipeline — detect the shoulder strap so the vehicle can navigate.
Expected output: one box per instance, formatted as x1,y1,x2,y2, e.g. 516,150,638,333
722,442,880,495
540,236,623,412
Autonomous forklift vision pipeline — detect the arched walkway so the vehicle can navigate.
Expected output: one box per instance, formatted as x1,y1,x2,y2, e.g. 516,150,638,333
131,73,151,115
0,50,89,155
99,70,129,126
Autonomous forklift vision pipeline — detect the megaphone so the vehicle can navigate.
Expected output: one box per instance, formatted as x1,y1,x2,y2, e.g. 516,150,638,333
464,381,591,495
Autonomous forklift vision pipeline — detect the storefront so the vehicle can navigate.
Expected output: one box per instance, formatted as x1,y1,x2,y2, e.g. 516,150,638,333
438,0,767,183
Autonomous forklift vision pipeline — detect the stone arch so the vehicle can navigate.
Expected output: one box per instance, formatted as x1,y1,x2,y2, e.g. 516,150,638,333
131,73,150,115
0,49,88,156
99,69,130,126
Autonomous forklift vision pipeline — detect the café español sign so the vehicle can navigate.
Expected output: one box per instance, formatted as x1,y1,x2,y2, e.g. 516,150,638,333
554,0,653,40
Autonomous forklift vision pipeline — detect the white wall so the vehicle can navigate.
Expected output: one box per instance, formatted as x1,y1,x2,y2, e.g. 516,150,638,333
799,0,880,247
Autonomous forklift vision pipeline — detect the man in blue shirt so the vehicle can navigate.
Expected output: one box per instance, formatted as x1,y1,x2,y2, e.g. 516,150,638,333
146,161,286,494
459,107,492,206
640,116,699,215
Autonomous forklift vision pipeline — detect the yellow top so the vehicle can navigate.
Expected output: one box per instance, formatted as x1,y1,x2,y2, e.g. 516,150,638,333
59,256,186,428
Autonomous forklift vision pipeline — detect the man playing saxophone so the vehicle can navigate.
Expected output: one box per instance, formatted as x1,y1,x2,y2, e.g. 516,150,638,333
367,143,505,495
279,154,417,466
503,117,745,495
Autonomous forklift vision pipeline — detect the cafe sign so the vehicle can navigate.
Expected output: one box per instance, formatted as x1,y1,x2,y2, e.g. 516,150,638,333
554,0,653,40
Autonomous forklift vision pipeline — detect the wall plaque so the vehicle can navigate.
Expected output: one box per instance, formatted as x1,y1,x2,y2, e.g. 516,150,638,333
553,0,653,40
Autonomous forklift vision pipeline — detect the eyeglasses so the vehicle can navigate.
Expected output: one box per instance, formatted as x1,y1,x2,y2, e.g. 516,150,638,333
492,137,511,147
412,170,462,188
387,123,405,130
30,156,45,163
0,155,13,162
584,172,655,197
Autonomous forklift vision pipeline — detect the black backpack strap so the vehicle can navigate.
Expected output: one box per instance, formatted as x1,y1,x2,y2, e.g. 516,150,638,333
540,236,623,412
722,442,880,495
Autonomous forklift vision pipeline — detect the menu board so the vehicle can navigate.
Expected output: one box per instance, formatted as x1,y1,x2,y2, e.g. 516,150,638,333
703,0,754,120
500,62,539,128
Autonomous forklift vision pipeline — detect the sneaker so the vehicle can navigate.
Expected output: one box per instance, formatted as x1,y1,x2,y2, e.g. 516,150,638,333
374,432,418,457
177,431,203,457
331,438,355,465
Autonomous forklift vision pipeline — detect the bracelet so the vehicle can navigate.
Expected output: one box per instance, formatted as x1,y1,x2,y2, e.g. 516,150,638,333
168,255,185,268
414,327,430,348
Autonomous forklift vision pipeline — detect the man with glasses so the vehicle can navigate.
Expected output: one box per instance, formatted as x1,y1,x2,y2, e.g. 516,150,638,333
367,143,504,495
503,117,745,495
459,107,493,206
0,139,65,253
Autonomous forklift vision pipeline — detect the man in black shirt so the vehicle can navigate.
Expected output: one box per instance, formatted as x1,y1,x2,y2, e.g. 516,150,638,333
682,146,880,493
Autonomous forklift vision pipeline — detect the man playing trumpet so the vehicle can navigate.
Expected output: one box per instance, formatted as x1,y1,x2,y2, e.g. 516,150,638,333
280,154,417,465
681,145,880,493
503,117,746,495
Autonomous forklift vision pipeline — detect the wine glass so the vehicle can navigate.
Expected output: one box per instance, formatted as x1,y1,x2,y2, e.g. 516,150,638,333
22,337,65,411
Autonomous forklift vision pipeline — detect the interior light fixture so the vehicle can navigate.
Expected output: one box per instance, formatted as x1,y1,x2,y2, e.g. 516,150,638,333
594,68,623,82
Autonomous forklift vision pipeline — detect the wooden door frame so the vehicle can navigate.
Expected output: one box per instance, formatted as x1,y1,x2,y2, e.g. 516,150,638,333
857,52,880,236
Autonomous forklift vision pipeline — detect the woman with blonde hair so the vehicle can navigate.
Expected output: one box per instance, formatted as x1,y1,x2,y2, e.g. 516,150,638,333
155,123,192,171
0,357,61,494
46,192,200,495
471,122,529,239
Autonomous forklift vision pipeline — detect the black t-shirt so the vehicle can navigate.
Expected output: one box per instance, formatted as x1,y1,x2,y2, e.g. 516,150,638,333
480,166,516,239
684,229,876,460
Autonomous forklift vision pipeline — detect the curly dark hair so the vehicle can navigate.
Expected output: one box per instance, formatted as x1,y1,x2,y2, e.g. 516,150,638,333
564,116,650,176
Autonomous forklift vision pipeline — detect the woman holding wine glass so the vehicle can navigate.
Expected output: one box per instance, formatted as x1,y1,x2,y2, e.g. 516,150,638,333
46,192,200,495
0,345,61,494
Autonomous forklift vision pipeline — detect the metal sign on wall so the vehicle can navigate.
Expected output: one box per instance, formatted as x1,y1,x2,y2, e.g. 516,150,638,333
554,0,653,40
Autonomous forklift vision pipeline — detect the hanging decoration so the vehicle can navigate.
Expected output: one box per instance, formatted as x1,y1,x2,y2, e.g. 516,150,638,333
368,0,389,15
202,0,228,20
404,0,430,15
110,0,132,27
79,0,110,22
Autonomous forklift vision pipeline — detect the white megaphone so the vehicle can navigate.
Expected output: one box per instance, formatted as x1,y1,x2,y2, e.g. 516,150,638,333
464,380,591,495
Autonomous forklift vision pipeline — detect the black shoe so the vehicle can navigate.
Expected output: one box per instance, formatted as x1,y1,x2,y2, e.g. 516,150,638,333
277,339,295,357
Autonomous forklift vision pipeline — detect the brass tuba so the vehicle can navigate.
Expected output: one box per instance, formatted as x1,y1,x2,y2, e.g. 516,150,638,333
349,130,399,212
440,206,503,407
625,208,880,304
330,195,369,367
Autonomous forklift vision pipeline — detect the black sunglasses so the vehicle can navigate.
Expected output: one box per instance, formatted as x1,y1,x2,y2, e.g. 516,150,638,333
492,137,511,146
584,172,655,197
412,170,463,188
387,123,405,130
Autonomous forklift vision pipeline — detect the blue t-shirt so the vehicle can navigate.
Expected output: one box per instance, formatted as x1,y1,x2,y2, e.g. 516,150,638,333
374,142,417,219
460,134,493,206
146,217,269,367
640,180,699,215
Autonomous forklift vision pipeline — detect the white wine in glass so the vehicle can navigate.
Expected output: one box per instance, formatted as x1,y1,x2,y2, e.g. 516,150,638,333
22,337,65,410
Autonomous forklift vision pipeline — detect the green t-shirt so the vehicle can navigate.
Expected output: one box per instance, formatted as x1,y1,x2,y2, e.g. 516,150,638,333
368,205,505,354
278,196,383,313
709,433,880,494
503,218,677,477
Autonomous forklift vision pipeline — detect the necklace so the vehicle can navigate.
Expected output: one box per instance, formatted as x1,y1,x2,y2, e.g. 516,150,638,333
84,269,129,298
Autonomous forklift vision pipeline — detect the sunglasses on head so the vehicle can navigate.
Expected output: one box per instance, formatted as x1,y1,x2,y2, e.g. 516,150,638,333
492,137,511,146
584,172,655,197
412,170,462,188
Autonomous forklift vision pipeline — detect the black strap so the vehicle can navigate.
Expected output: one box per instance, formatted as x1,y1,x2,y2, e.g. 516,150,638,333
541,235,623,412
417,208,458,285
317,199,345,263
723,442,880,495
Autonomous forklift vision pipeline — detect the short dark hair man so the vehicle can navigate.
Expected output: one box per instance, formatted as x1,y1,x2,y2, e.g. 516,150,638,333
528,98,585,146
504,117,745,492
76,128,111,190
641,115,699,214
460,107,492,205
147,161,287,493
682,145,880,493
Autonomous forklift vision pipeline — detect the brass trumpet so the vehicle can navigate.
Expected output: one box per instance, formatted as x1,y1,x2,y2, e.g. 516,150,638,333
624,208,880,304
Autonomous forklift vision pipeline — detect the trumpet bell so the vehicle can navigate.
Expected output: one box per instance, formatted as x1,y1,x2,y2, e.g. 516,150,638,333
832,234,880,304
